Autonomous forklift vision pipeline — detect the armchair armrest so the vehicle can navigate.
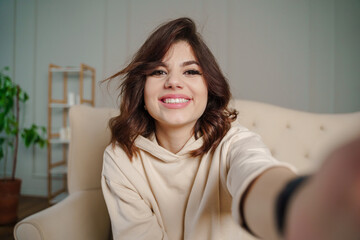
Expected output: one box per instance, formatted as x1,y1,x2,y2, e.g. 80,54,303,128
14,189,111,240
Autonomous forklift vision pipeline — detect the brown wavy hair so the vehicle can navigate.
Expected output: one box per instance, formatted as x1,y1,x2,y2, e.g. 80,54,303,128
105,17,237,159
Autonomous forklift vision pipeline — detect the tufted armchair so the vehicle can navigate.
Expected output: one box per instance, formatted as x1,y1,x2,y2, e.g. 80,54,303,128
14,100,360,240
14,105,118,240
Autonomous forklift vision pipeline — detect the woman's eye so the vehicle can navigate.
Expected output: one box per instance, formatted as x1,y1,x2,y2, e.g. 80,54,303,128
149,70,167,76
184,70,202,75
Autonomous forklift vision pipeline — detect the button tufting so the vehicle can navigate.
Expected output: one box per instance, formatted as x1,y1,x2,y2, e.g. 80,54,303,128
252,122,257,127
286,123,291,129
304,153,310,159
320,125,325,131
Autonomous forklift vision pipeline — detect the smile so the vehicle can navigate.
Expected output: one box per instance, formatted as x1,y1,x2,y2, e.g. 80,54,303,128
159,95,192,109
163,98,189,104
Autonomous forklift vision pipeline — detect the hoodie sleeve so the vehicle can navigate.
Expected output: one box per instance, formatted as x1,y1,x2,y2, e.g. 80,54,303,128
225,126,296,228
101,148,168,240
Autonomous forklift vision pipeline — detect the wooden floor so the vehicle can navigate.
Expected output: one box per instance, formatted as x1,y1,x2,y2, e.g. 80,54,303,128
0,196,49,240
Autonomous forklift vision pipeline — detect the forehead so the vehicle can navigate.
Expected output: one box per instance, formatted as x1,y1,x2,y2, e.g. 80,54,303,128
162,41,197,63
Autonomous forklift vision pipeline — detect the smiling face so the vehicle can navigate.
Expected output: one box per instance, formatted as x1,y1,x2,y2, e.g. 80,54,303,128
144,41,208,134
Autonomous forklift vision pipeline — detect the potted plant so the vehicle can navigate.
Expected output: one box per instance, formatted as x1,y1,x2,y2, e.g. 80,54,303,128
0,66,47,225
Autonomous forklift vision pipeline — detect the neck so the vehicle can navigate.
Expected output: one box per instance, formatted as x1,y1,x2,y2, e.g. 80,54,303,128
155,124,194,154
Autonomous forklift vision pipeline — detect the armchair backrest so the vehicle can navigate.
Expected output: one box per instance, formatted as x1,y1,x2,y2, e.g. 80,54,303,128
232,100,360,173
68,105,118,194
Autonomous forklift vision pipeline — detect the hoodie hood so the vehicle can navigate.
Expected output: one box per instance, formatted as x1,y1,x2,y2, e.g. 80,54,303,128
135,134,204,162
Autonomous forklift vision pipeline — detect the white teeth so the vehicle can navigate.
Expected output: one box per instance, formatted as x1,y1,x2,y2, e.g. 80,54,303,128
164,98,189,104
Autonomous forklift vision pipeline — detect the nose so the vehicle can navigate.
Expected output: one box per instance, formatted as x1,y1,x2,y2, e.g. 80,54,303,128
164,73,183,89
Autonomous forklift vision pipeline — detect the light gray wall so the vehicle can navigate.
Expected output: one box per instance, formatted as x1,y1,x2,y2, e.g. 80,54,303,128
334,0,360,113
1,0,359,196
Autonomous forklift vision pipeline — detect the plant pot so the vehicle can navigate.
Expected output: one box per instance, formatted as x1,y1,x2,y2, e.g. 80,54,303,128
0,178,22,225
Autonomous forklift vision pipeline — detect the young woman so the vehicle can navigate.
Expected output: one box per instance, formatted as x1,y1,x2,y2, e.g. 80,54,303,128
102,18,360,240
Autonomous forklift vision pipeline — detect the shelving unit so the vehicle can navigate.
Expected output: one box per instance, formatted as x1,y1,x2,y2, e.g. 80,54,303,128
47,63,95,204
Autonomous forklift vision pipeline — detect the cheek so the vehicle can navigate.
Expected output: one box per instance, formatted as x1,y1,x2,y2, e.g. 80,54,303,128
144,80,162,120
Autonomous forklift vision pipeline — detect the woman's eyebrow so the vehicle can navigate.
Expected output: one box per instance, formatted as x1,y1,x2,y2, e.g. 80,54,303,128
157,60,199,68
157,62,167,68
181,60,200,67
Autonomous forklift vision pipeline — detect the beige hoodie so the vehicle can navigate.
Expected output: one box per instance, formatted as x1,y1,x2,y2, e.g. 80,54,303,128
102,123,295,240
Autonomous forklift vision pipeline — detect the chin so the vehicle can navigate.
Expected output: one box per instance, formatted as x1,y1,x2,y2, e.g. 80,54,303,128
163,118,196,128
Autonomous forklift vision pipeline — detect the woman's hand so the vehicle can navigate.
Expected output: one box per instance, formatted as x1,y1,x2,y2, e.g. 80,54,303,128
285,137,360,240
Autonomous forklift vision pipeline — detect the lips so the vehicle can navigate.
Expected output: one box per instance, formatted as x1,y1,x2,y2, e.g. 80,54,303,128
159,94,192,109
159,94,191,102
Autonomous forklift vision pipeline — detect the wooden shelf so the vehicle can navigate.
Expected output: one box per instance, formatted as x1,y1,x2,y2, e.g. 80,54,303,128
47,63,95,204
49,103,72,108
50,67,81,73
50,66,93,74
49,138,70,144
50,165,67,175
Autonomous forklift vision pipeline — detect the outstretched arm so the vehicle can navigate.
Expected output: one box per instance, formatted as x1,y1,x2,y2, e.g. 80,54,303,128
242,137,360,240
285,137,360,240
242,167,296,240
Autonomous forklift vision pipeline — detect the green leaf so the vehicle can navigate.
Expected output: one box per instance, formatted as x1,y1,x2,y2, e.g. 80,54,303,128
4,115,17,136
0,148,3,160
0,66,47,165
38,139,46,148
23,92,29,102
18,89,29,103
21,124,47,148
0,117,4,132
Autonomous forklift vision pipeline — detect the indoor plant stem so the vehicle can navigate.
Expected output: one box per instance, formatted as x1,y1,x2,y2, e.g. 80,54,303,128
11,85,20,181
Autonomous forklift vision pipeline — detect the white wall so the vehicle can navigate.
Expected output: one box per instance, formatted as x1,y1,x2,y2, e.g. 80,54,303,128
1,0,359,196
